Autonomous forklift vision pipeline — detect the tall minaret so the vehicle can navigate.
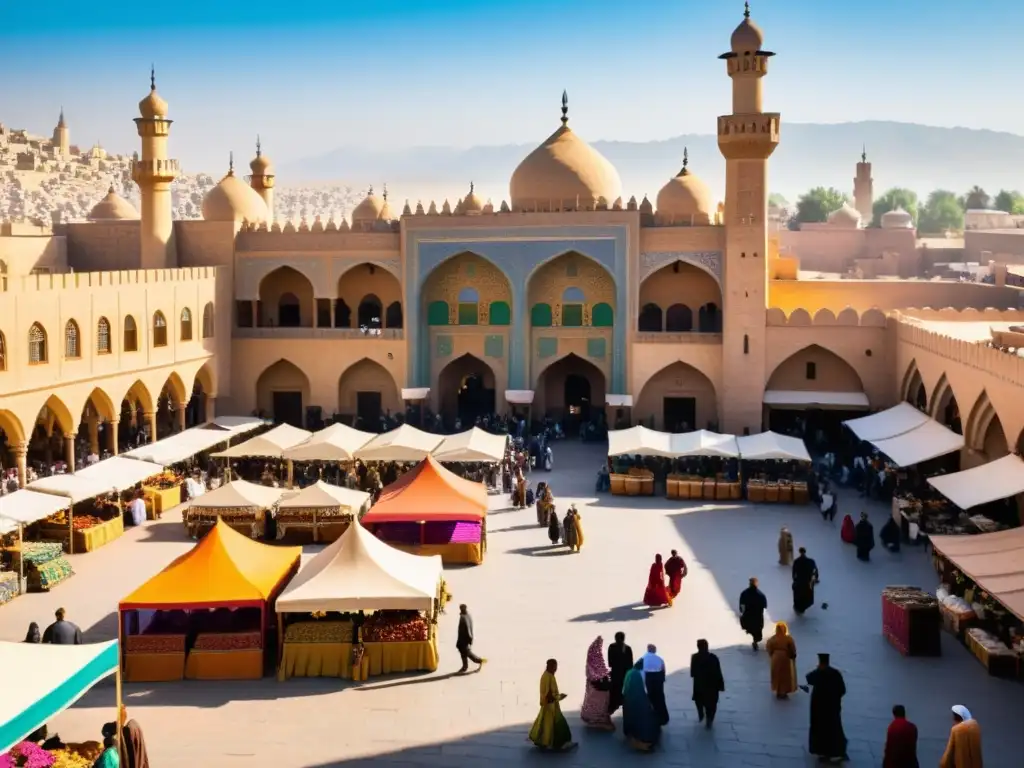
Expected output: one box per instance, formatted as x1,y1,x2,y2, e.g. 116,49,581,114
854,146,873,224
249,136,275,221
717,3,781,435
132,67,179,269
52,107,69,157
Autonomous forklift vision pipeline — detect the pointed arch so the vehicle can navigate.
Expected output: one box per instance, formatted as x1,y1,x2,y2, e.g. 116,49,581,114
83,387,117,423
930,374,962,434
436,353,497,425
639,261,722,331
64,319,81,358
965,391,1008,458
28,322,48,364
180,307,193,341
34,394,76,436
161,371,188,406
421,251,512,328
527,251,614,328
123,315,138,352
202,302,215,338
152,311,168,347
118,379,155,414
357,293,383,329
338,357,401,424
96,317,112,354
0,409,25,444
535,352,607,425
338,262,402,330
901,359,927,410
638,303,663,332
256,359,310,427
260,266,314,328
766,344,865,394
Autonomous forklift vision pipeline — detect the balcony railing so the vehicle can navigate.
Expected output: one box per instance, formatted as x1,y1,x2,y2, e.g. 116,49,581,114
633,332,722,344
234,327,404,340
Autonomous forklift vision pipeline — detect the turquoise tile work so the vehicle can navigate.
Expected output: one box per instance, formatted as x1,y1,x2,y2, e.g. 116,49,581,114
484,335,504,359
587,337,607,359
537,337,558,359
435,335,453,358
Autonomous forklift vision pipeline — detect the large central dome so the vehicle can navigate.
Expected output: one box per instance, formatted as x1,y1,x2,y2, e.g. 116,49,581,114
510,93,621,212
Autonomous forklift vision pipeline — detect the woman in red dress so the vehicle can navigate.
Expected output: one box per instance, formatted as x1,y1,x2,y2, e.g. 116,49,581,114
840,514,856,544
643,554,672,607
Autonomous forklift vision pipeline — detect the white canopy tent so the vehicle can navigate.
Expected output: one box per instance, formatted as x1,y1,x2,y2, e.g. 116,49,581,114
123,417,265,465
74,456,166,491
844,402,930,442
608,427,740,458
278,481,370,514
187,479,285,510
27,473,115,504
868,419,965,468
282,423,376,462
928,454,1024,510
433,428,508,463
0,640,120,754
763,390,869,409
276,521,443,613
736,431,812,462
354,424,444,462
671,430,741,458
211,423,312,459
0,490,70,535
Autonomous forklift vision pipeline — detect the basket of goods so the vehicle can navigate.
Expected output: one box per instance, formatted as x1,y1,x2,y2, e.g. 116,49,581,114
0,571,18,606
193,631,262,652
125,633,187,654
361,611,429,643
284,620,354,644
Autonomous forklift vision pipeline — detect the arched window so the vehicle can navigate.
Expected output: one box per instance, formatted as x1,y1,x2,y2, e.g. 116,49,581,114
457,287,479,326
278,293,300,327
665,304,693,332
385,301,403,329
698,302,720,333
638,303,662,332
427,301,450,326
489,301,511,326
64,320,80,358
152,311,168,347
202,302,214,338
124,315,138,352
180,307,193,341
358,294,383,329
28,322,47,364
531,303,553,327
561,286,585,327
562,286,586,302
96,317,111,354
334,299,352,328
0,331,7,371
592,303,614,327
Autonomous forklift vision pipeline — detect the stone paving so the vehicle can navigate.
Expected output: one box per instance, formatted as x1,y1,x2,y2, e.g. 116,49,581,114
2,441,1022,767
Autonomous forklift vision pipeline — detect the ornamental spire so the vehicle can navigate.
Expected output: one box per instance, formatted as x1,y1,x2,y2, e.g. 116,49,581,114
228,151,234,175
150,64,156,91
256,135,262,158
744,2,750,19
561,90,569,126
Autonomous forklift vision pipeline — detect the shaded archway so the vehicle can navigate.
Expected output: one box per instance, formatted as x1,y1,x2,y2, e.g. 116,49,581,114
421,252,513,328
639,261,722,333
638,303,663,332
27,395,76,470
190,363,216,426
257,359,310,428
357,294,383,330
766,345,864,394
74,387,118,462
666,304,693,332
436,354,496,428
337,263,402,329
338,358,401,429
0,410,26,485
536,353,606,431
527,251,614,329
117,380,154,451
965,391,1009,462
259,266,314,328
765,345,866,439
635,361,719,431
902,362,927,411
930,374,962,435
155,372,188,438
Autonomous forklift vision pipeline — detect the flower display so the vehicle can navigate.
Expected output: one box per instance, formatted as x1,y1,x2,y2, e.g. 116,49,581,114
48,750,92,768
125,633,186,654
145,471,181,490
0,741,55,768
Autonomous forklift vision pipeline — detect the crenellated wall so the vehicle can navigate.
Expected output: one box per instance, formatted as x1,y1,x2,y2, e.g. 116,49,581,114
769,279,1022,314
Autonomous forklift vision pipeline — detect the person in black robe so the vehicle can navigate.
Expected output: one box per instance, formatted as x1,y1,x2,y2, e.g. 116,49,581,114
690,638,725,729
879,517,901,552
640,645,669,726
854,512,875,562
606,631,633,714
805,653,848,762
738,577,768,651
792,547,819,614
547,508,561,545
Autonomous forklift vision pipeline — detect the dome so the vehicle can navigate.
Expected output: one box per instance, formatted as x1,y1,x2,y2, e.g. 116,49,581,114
250,138,273,175
138,69,168,119
731,4,764,53
462,182,484,214
352,186,390,224
828,203,862,229
202,166,269,223
881,207,914,229
509,93,621,212
655,150,713,225
89,186,139,221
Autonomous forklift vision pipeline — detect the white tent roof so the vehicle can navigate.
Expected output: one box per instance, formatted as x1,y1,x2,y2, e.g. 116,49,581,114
0,640,119,754
354,424,444,462
0,490,70,534
124,417,265,464
276,521,442,613
763,390,870,409
670,430,741,458
282,423,376,462
845,402,930,442
278,481,370,511
928,454,1024,509
433,428,508,463
869,419,965,467
27,473,113,504
608,426,674,457
75,456,165,491
188,479,284,509
212,423,312,459
736,432,812,462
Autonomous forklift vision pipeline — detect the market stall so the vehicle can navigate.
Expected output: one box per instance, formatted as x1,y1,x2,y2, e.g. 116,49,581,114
927,454,1024,511
211,423,312,460
282,422,376,463
0,490,75,600
276,521,444,681
26,474,125,555
845,402,931,442
276,481,370,542
75,456,171,519
119,519,300,682
607,428,741,499
183,480,284,539
433,428,508,463
361,455,488,565
123,416,266,465
354,424,444,463
736,431,812,504
867,419,965,468
0,639,120,756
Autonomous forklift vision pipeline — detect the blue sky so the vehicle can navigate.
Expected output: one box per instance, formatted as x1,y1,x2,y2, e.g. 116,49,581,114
1,1,1014,171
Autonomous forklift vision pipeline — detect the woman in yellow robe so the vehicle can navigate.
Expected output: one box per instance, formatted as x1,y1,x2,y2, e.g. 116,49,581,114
572,506,585,551
528,659,576,752
765,621,797,699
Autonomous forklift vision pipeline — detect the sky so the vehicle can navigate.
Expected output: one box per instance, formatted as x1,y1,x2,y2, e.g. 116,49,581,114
1,1,1016,172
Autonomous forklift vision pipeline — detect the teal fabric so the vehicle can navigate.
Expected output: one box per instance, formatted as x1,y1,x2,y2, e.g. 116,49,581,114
95,747,120,767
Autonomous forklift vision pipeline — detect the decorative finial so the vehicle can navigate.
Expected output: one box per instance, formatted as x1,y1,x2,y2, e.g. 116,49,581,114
368,184,374,196
59,106,64,123
561,90,569,126
744,2,750,19
256,135,262,158
470,181,475,194
681,147,689,175
861,145,867,163
383,183,388,201
228,151,234,175
150,65,156,91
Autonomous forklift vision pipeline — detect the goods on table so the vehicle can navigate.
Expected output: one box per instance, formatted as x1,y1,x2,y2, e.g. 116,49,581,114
193,630,262,651
13,541,64,565
44,511,104,531
881,586,941,657
361,611,429,643
965,627,1020,678
125,633,187,654
146,471,181,490
0,570,18,606
31,559,74,592
48,750,93,768
1,741,54,767
284,620,354,643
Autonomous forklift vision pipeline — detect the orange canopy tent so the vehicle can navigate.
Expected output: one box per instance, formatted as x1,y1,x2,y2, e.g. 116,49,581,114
361,455,487,523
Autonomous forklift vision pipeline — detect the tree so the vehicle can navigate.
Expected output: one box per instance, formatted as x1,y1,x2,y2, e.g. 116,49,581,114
795,187,847,224
871,188,918,227
768,192,788,208
960,186,990,211
993,189,1024,214
918,190,964,234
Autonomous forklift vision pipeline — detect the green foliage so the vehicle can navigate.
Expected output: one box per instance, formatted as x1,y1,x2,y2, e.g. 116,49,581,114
871,188,918,227
993,189,1024,214
768,192,788,208
959,186,990,211
918,190,964,234
795,187,847,224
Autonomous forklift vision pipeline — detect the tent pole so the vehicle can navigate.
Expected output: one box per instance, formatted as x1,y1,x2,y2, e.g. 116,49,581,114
18,523,25,594
68,504,74,555
276,612,284,670
116,610,125,763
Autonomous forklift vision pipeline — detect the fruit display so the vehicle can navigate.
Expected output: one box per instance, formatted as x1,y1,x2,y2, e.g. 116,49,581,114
48,750,92,768
193,630,262,651
284,620,354,644
44,512,103,531
125,633,187,654
145,471,181,490
361,611,429,643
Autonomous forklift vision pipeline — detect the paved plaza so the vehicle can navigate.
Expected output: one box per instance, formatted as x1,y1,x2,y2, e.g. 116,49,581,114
2,441,1022,767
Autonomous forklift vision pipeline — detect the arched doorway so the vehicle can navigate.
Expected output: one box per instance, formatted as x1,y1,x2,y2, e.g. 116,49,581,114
357,294,383,330
258,266,314,328
28,396,76,471
638,261,721,334
902,362,927,411
930,375,962,435
536,353,606,434
437,354,496,428
117,380,153,451
338,358,400,429
635,361,718,431
966,392,1009,464
75,388,117,462
256,359,310,428
0,410,25,487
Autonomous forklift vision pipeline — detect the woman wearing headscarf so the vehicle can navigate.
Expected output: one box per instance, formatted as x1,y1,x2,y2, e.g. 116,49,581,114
536,484,553,526
547,508,561,545
24,622,41,643
941,705,982,768
643,554,672,607
562,508,578,551
122,719,151,768
764,622,797,699
777,527,794,565
93,723,119,768
840,513,856,544
621,660,661,751
580,637,615,731
528,659,576,752
572,506,585,551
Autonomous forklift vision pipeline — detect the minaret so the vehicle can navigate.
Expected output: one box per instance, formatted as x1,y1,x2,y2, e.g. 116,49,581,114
52,107,69,157
249,135,275,221
854,146,873,224
717,3,781,435
132,67,179,269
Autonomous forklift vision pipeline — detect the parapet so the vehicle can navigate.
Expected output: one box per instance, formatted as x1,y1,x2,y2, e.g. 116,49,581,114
4,266,219,293
766,306,887,327
894,307,1024,322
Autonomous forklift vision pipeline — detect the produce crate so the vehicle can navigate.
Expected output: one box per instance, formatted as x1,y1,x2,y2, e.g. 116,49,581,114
0,571,19,606
965,630,1020,679
939,603,976,640
144,483,182,518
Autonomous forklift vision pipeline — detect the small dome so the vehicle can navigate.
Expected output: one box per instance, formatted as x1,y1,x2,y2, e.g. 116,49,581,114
655,151,713,225
352,186,389,224
828,203,862,229
89,186,139,221
138,70,169,119
510,93,621,212
731,5,764,53
462,183,484,214
202,168,269,223
881,207,914,229
250,139,273,174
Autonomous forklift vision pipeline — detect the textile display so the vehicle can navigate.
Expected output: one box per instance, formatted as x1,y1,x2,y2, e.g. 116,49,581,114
385,541,483,565
362,637,439,676
28,557,74,592
123,652,186,682
423,521,481,545
185,649,263,680
0,572,18,606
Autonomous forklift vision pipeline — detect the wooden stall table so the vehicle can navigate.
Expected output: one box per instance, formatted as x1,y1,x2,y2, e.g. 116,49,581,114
778,483,794,504
610,474,627,496
639,476,654,496
666,478,680,499
702,479,716,500
624,476,641,496
388,541,483,566
747,480,765,503
278,621,356,681
144,484,182,518
123,634,187,682
185,631,264,680
715,481,731,501
765,483,780,503
793,483,809,505
362,636,439,676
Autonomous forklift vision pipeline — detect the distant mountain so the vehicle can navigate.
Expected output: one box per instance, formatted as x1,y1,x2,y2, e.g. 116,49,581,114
281,121,1024,207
